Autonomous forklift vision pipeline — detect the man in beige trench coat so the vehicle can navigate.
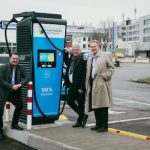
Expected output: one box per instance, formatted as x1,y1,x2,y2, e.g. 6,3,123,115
86,40,115,132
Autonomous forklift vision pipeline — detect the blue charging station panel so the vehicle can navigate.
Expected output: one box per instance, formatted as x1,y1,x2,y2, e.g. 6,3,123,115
32,23,66,120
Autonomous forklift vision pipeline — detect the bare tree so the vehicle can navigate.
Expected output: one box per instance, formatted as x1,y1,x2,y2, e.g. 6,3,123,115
91,19,113,51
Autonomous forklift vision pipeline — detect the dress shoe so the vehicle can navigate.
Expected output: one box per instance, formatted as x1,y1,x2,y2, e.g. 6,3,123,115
0,132,5,140
97,128,108,132
72,122,82,128
91,126,99,131
11,125,23,131
82,114,88,128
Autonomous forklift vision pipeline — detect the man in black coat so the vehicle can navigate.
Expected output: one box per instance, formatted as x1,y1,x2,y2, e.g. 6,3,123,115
0,52,29,140
65,45,88,128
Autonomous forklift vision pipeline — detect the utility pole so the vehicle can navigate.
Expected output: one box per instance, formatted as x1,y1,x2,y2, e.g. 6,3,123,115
134,8,137,20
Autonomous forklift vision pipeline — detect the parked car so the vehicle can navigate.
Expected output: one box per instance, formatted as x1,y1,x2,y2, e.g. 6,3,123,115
0,54,9,66
112,52,125,59
82,52,92,60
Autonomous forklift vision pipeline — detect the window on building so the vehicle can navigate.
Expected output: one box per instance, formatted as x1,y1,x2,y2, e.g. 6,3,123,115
0,42,11,46
83,37,86,41
129,38,132,41
122,33,126,36
78,38,81,43
129,26,132,30
129,32,132,35
143,28,150,33
132,25,136,29
133,25,139,29
143,36,150,42
83,44,86,48
122,27,126,30
66,35,72,42
123,38,126,41
144,19,150,25
88,37,91,41
133,37,138,41
133,31,138,35
126,20,131,25
0,42,16,54
12,47,16,52
0,46,8,53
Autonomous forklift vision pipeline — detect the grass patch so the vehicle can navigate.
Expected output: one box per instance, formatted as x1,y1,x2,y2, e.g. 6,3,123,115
136,77,150,84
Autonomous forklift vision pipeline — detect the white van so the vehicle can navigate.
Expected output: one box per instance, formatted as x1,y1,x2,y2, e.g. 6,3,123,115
0,54,9,66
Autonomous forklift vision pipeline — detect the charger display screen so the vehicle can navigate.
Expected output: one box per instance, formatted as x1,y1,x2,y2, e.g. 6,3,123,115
38,50,56,68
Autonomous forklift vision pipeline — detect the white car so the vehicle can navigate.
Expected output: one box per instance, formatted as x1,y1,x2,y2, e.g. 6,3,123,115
82,52,92,60
0,54,9,66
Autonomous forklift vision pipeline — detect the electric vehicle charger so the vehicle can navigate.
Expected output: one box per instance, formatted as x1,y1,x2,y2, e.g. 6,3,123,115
5,11,68,125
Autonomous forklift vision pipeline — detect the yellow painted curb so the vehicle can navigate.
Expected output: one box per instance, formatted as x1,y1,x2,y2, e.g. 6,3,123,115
59,115,68,121
108,128,150,141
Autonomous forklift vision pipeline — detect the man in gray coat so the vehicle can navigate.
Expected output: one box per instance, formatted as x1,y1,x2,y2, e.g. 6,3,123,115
0,52,29,140
86,40,115,132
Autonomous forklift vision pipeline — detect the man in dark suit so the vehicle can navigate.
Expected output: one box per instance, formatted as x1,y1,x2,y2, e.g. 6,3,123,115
65,45,88,128
0,52,29,140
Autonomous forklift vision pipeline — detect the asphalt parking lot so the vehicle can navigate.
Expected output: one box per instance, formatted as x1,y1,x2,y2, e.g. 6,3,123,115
0,137,36,150
63,63,150,137
1,63,150,149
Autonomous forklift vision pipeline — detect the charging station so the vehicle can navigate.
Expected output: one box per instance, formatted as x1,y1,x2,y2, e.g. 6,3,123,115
7,12,67,125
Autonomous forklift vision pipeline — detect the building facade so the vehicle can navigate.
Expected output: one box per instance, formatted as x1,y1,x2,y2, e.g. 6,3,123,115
138,15,150,58
118,14,150,58
2,15,150,58
66,25,95,51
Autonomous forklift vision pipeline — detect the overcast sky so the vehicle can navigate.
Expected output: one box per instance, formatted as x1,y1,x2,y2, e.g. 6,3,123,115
1,0,150,26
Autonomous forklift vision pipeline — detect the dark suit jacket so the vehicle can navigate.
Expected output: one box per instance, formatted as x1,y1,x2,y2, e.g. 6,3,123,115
65,55,86,93
0,63,29,109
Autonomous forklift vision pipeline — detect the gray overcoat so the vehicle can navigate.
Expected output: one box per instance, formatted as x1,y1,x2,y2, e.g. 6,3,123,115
85,51,115,112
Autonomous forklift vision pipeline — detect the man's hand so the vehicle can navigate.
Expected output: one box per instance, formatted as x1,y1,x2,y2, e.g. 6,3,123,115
12,84,22,91
16,84,22,88
78,89,84,94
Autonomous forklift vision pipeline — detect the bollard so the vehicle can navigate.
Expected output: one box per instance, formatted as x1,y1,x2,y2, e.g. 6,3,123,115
27,81,33,129
5,102,10,122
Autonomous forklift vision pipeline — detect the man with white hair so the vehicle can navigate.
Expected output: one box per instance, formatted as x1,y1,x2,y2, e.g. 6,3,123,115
65,44,88,128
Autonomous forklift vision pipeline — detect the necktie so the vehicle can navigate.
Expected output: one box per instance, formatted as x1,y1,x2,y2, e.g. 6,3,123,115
90,58,93,82
11,69,16,85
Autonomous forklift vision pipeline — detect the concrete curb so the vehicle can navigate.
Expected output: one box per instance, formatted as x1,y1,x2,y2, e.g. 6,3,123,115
5,127,81,150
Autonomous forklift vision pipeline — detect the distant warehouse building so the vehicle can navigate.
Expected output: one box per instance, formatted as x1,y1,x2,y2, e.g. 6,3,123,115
66,25,96,51
138,15,150,58
118,14,150,58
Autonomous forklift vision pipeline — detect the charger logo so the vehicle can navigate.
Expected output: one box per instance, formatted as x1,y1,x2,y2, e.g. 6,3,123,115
34,23,65,38
38,27,44,34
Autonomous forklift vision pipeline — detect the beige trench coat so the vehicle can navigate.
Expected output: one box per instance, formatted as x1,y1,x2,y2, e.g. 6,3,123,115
85,51,115,112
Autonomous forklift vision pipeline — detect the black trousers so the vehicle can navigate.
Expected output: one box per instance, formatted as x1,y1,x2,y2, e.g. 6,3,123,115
94,107,108,129
67,86,85,123
0,91,23,131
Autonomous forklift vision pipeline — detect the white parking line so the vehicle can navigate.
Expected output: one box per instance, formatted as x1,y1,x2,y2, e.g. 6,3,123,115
109,110,126,114
109,117,150,124
86,117,150,127
114,97,150,106
115,102,132,104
